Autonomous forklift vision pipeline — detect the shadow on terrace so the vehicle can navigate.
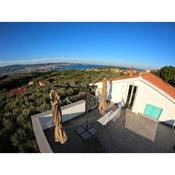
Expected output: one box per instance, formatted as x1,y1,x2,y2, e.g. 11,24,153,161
44,102,175,153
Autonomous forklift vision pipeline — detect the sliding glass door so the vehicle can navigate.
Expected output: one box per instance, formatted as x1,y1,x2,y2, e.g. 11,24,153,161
126,85,137,110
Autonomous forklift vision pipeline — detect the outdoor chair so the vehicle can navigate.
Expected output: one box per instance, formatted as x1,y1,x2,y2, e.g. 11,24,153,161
97,105,122,126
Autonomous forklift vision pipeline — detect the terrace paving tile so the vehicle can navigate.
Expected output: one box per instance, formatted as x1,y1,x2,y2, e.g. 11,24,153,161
45,108,175,153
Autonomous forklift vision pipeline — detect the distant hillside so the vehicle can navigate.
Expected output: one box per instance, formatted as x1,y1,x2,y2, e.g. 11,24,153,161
0,62,145,74
0,62,82,74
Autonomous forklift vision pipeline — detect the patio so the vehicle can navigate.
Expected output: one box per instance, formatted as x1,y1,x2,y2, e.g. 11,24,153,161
44,107,175,153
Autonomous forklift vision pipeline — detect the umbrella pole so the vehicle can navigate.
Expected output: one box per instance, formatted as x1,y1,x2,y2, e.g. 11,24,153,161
75,88,97,140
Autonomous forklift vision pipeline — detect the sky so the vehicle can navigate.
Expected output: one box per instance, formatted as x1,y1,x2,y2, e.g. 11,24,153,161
0,22,175,69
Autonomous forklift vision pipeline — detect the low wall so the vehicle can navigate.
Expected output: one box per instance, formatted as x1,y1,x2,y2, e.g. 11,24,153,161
31,100,86,153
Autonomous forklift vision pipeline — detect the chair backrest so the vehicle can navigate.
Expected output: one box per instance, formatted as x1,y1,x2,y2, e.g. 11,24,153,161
97,110,113,125
97,106,122,126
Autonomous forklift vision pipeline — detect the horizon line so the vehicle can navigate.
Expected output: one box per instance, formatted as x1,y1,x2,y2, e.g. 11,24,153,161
0,57,164,70
0,60,163,70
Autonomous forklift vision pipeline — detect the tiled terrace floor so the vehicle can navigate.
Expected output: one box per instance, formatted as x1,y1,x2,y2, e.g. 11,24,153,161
44,108,175,153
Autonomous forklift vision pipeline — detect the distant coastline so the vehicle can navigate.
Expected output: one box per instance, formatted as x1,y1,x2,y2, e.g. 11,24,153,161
0,62,145,74
55,64,104,70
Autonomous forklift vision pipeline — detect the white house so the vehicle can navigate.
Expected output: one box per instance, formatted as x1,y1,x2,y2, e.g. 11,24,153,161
95,73,175,126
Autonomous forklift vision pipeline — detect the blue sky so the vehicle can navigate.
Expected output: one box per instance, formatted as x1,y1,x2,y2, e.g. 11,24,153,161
0,22,175,69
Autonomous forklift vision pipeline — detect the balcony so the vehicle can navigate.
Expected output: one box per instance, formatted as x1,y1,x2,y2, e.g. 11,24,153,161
31,100,175,153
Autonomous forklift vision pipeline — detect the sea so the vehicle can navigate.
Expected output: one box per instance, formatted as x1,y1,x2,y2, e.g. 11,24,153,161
55,64,105,70
53,64,144,71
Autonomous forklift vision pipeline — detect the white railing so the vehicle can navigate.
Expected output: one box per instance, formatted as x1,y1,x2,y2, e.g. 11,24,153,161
31,100,86,153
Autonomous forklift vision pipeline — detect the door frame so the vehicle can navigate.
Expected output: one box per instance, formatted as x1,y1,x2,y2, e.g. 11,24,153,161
126,84,138,110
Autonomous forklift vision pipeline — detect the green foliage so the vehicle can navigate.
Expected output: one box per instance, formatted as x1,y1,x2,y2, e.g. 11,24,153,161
0,72,46,91
152,66,175,87
11,128,38,153
0,68,123,152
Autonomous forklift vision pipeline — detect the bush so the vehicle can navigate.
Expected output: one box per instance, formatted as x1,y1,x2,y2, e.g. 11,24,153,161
0,68,124,152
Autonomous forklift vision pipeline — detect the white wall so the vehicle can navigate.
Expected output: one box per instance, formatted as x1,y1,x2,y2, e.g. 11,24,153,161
96,78,175,125
38,100,86,130
132,79,175,125
96,77,141,103
31,100,86,153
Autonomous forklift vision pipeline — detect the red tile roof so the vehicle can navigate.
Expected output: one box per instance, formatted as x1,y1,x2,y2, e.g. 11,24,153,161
7,86,26,97
97,73,175,100
141,73,175,100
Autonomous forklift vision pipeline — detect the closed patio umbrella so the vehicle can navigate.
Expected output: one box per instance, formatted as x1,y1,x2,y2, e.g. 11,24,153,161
50,89,68,144
98,78,107,113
